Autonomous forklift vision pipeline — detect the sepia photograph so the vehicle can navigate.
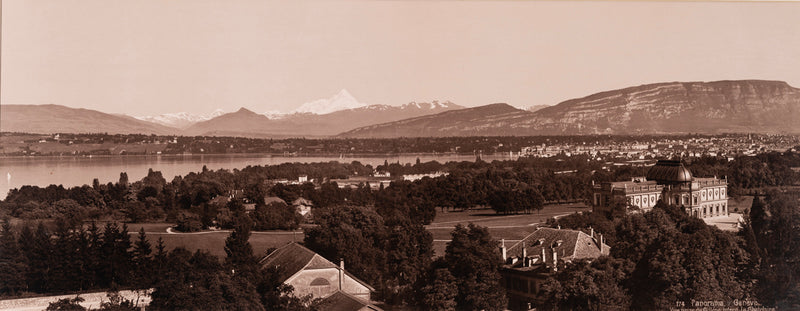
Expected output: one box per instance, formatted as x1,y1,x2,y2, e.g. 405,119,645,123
0,0,799,310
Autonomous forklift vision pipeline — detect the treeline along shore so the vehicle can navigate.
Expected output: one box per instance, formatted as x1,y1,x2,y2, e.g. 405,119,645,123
4,132,798,157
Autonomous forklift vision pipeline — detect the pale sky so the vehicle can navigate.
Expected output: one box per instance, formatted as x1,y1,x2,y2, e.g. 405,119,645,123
3,0,800,116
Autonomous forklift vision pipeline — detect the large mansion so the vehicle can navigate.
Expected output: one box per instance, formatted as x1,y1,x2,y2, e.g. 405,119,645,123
592,160,729,218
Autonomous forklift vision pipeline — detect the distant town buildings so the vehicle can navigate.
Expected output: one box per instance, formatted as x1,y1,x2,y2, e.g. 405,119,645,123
592,160,728,218
401,172,448,182
292,197,313,216
519,135,798,161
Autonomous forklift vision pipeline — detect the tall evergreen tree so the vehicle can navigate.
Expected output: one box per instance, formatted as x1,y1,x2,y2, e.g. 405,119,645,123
50,219,88,291
99,223,132,288
86,222,103,289
749,196,768,241
131,228,153,288
0,220,28,294
224,214,257,275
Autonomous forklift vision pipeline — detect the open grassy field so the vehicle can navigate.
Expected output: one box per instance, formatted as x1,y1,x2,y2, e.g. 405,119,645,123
123,196,749,258
128,223,304,258
121,204,589,259
426,203,590,256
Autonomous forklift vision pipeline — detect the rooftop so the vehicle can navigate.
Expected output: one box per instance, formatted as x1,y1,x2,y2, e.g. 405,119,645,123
259,242,335,282
646,160,693,183
319,291,383,311
258,242,374,291
607,180,662,194
505,227,609,266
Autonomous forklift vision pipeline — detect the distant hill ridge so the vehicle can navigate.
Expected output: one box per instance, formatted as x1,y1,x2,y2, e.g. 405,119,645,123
5,80,799,137
530,80,800,134
340,80,800,138
0,104,178,135
181,101,464,137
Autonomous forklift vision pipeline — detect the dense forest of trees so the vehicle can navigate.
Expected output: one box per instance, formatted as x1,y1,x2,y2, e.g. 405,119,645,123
545,193,800,310
0,216,323,310
0,155,598,228
3,150,800,309
5,151,800,228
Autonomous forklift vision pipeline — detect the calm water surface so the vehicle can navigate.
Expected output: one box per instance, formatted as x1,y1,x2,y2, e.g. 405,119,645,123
0,154,515,200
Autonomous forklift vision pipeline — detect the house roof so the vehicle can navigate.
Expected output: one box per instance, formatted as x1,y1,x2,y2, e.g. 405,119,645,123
259,242,335,282
264,196,287,205
258,242,374,291
608,180,661,194
646,160,693,183
292,197,312,206
319,291,382,311
505,227,609,263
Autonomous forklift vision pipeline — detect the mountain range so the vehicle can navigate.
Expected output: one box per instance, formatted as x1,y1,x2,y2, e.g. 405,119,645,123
182,101,462,137
342,80,800,137
292,89,366,115
0,104,177,135
3,80,800,137
134,109,227,129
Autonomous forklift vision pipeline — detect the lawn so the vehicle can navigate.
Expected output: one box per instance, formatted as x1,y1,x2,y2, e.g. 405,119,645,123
128,223,304,258
427,203,590,257
7,203,589,259
103,203,590,259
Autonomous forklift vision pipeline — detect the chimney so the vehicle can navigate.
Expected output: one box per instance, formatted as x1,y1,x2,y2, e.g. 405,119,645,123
552,247,558,272
590,227,594,238
541,247,546,264
500,239,507,261
339,259,344,290
522,242,527,259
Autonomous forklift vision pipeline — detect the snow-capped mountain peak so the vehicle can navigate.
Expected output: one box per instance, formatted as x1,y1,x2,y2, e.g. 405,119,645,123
293,89,368,115
134,109,227,129
263,110,286,120
400,100,458,110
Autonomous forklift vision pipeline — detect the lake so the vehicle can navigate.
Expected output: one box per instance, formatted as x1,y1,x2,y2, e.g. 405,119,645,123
0,153,517,200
